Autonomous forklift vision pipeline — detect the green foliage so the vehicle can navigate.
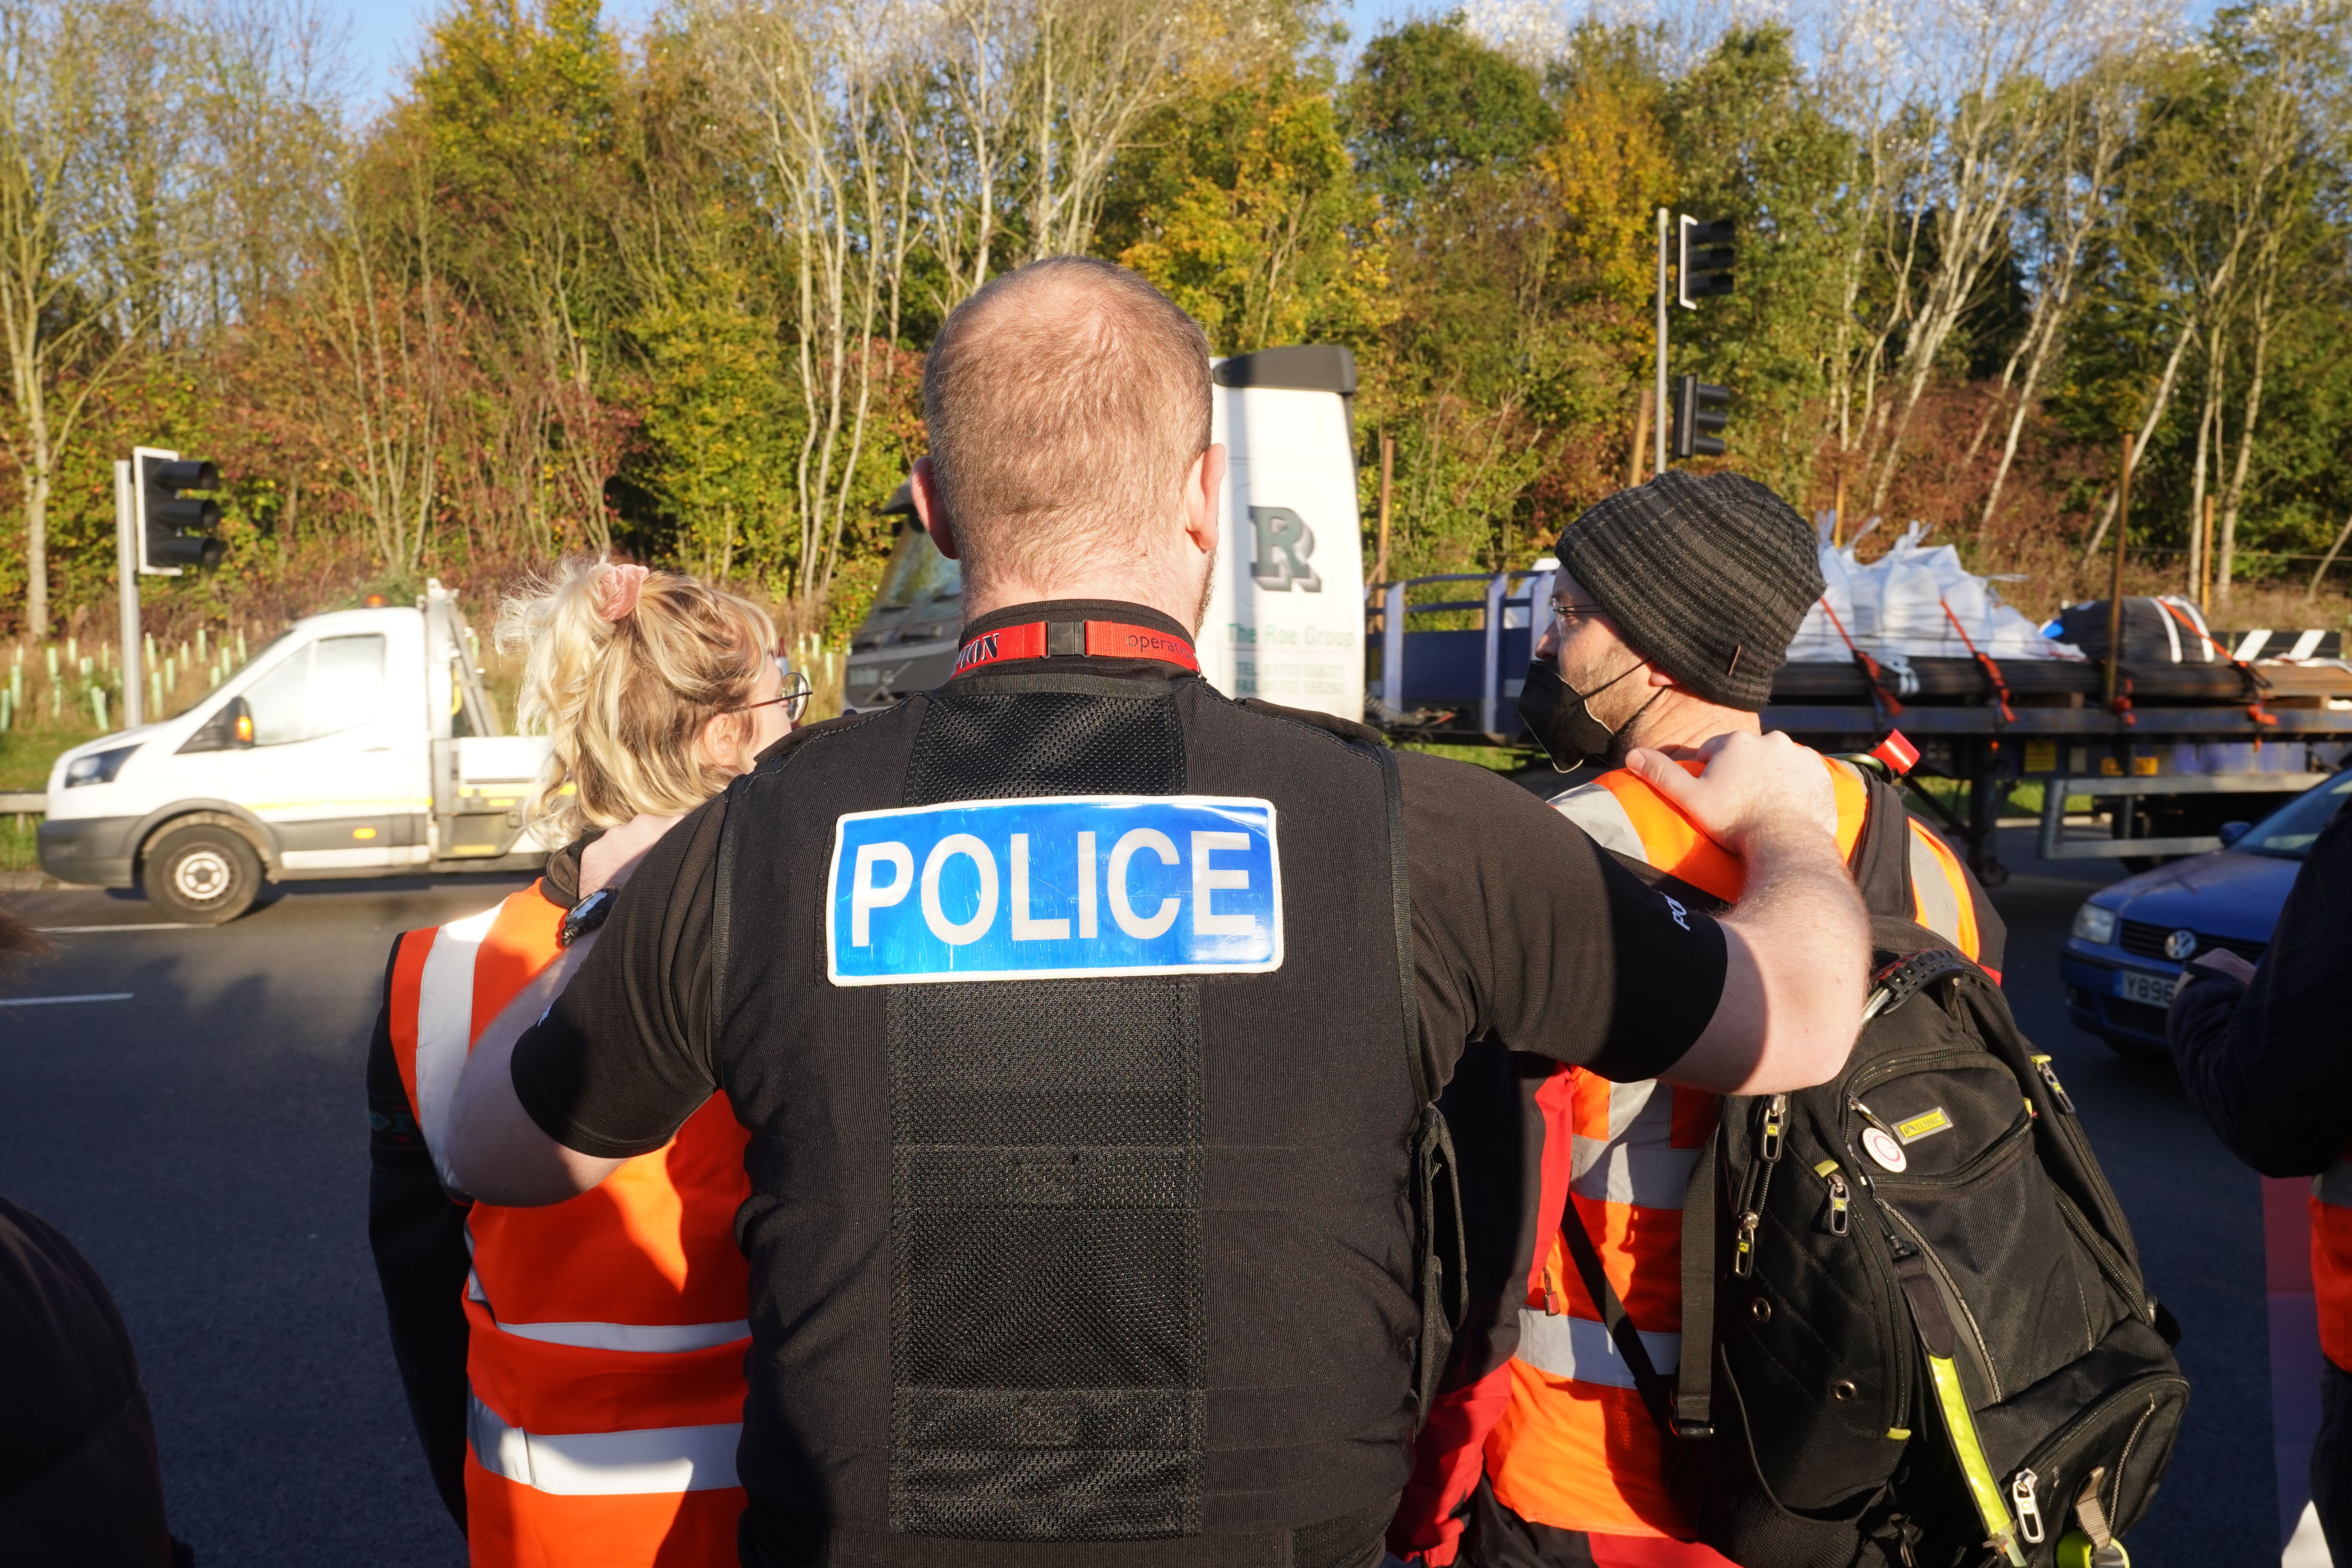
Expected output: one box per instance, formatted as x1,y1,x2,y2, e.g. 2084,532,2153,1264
1348,15,1559,210
628,268,797,584
1105,58,1393,354
14,0,2352,648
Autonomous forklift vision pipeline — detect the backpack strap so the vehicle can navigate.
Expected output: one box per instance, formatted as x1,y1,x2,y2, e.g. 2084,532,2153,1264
1363,740,1466,1422
1843,765,1917,919
1555,1179,1681,1436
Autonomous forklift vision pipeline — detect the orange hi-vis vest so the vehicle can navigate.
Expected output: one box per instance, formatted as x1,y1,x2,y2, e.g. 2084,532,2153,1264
1392,756,1990,1562
2313,1153,2352,1372
388,886,753,1568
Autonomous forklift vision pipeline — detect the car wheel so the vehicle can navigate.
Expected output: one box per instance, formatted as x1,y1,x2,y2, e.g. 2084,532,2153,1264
141,823,263,924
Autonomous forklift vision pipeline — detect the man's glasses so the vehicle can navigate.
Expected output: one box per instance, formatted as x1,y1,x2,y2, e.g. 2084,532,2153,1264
726,662,813,723
1549,599,1613,629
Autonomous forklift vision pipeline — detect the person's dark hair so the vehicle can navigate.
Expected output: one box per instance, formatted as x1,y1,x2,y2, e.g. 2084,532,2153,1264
0,908,48,978
922,256,1213,600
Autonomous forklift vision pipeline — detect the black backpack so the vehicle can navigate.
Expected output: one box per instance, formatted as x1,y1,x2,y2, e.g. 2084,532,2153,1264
1565,775,2187,1568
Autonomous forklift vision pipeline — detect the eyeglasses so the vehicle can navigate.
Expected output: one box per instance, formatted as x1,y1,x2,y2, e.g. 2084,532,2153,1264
1550,599,1613,629
726,663,813,723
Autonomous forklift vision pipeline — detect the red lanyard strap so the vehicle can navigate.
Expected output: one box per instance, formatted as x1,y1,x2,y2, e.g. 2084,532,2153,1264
1937,598,2015,725
954,618,1200,675
1820,598,1906,720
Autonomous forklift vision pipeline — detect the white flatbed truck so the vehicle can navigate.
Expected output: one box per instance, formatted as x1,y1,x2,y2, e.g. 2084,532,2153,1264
38,581,553,922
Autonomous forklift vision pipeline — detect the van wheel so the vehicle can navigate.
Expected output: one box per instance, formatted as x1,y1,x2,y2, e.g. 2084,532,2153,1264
142,823,263,924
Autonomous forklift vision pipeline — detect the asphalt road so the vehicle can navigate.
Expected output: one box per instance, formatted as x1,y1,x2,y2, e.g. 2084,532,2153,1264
0,824,2288,1565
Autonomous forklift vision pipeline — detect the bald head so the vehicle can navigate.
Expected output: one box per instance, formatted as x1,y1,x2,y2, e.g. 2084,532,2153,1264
922,258,1214,603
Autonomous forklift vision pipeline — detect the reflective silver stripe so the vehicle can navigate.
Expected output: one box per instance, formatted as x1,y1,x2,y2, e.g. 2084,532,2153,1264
1550,782,1645,861
414,907,501,1192
2317,1160,2352,1208
1570,1079,1695,1209
1515,1307,1680,1386
465,1270,748,1352
468,1393,740,1495
1907,824,1967,949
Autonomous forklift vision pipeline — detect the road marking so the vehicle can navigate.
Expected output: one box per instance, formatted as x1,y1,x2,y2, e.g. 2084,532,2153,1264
0,993,134,1006
34,924,196,934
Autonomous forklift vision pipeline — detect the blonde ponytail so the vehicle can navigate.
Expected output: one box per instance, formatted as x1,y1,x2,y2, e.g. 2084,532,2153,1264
497,559,777,842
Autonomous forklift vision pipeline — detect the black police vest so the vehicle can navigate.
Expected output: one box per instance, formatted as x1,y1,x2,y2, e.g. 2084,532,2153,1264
711,660,1420,1566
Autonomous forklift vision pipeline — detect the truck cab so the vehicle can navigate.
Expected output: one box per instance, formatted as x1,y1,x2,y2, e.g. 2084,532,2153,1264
39,581,552,922
844,345,1367,721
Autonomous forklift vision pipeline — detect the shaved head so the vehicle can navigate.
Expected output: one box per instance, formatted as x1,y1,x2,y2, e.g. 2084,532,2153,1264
922,258,1214,602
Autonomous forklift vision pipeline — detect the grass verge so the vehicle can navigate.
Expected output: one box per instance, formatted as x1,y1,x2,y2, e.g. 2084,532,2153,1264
0,813,37,873
1401,742,1539,773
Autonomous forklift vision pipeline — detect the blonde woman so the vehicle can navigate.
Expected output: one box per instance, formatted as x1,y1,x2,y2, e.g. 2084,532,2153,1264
366,561,799,1567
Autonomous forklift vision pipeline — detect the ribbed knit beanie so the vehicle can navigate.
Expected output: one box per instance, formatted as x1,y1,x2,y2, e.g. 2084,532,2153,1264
1553,470,1822,711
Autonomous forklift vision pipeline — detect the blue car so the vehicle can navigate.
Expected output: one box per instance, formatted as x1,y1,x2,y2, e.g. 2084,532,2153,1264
2062,769,2352,1051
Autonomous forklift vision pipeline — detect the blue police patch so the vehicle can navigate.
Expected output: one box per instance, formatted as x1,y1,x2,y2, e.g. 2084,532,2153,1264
826,794,1283,985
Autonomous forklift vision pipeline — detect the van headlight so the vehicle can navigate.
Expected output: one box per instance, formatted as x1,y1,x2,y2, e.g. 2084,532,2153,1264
2071,902,2118,946
64,744,138,787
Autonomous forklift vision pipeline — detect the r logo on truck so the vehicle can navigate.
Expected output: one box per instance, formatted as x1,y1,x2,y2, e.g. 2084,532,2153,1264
1250,507,1322,593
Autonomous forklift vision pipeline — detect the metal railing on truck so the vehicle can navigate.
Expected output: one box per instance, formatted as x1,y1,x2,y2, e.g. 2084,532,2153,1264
1363,573,2352,880
1367,568,1554,744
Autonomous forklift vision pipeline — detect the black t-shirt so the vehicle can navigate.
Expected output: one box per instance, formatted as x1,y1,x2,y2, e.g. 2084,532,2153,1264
512,692,1729,1159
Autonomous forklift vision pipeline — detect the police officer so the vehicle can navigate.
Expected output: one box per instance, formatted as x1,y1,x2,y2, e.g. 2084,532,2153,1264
443,257,1869,1568
2171,820,2352,1558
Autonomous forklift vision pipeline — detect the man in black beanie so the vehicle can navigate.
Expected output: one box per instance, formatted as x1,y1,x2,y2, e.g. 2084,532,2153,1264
1515,469,1826,771
1388,471,2005,1568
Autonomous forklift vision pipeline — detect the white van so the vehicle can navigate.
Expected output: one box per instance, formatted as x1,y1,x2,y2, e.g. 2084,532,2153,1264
39,582,552,922
844,345,1366,720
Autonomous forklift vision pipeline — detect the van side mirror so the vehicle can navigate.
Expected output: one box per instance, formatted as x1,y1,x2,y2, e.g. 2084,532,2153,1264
2218,820,2250,848
177,696,255,754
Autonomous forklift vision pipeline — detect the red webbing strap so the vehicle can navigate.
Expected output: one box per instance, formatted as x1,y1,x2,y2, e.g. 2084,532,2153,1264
952,619,1199,675
1938,598,2015,724
2155,599,2274,727
953,621,1047,673
1820,598,1905,719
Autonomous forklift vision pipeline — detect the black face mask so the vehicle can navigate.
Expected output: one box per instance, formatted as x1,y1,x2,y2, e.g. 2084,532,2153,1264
1516,658,1659,773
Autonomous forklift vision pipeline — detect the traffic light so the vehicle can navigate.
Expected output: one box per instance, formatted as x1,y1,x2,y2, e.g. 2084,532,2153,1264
134,446,223,573
1678,216,1735,308
1672,375,1730,459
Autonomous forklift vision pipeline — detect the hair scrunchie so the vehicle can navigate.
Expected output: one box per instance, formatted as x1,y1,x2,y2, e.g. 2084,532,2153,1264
596,563,651,622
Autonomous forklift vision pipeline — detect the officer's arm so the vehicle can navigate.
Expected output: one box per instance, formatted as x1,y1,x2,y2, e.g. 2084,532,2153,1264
1636,734,1870,1096
445,936,627,1205
2170,807,2352,1177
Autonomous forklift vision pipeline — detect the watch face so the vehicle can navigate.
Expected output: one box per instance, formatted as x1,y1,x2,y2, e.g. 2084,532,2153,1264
1862,1127,1907,1174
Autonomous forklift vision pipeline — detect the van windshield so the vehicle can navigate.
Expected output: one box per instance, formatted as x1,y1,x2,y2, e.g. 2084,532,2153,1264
2241,771,2352,858
874,525,962,610
165,630,297,721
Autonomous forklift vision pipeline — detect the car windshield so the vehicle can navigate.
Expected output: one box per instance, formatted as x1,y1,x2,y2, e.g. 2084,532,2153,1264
2240,770,2352,859
873,524,962,611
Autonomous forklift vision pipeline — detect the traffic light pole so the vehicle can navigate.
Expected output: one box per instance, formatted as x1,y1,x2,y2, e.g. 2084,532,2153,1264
114,459,143,728
1654,207,1669,479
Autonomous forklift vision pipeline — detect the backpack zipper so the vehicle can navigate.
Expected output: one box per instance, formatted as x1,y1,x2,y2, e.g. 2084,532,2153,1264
1878,1198,2004,1402
2031,1054,2076,1114
1847,1164,1915,1434
2000,1374,2190,1557
2011,1468,2045,1545
1734,1093,1788,1278
1815,1159,1851,1235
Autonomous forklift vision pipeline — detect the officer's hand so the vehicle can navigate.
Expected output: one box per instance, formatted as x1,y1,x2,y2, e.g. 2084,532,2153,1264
1628,730,1837,855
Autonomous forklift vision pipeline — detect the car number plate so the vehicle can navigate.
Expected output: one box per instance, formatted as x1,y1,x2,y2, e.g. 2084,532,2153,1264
2116,969,2181,1006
